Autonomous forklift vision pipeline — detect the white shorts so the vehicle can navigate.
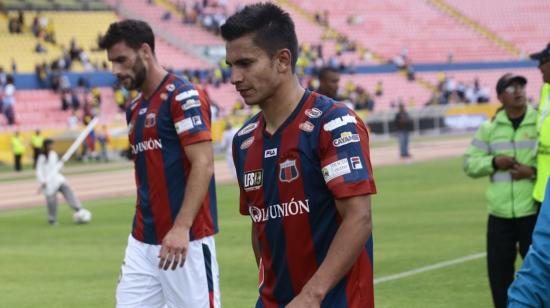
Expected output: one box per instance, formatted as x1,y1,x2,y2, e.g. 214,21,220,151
116,234,221,308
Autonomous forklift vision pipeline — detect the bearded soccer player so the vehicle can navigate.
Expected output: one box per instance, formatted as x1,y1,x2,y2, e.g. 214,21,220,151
222,4,376,308
99,20,220,308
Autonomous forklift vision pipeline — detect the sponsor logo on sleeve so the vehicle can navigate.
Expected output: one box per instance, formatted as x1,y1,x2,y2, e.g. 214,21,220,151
305,107,322,118
182,99,201,110
240,136,255,150
279,159,299,183
238,122,259,136
192,115,202,126
175,89,199,101
332,131,360,147
243,169,263,191
299,121,315,132
350,156,363,169
144,113,156,128
264,148,278,158
322,158,351,183
175,118,194,134
166,84,175,92
323,114,357,131
138,108,147,115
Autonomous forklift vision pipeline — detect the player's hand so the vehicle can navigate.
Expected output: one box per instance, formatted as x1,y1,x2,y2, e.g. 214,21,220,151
285,291,322,308
511,163,535,180
494,156,515,170
158,226,189,271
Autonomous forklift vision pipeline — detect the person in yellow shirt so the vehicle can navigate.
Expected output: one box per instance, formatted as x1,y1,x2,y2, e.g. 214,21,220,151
31,129,44,169
11,130,25,172
530,43,550,204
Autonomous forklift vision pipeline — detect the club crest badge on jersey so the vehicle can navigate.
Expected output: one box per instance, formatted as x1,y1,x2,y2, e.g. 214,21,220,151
305,108,322,119
279,159,299,183
144,113,156,128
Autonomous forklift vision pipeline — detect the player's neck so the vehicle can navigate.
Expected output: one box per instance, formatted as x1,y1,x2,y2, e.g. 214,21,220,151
141,64,168,99
262,77,305,134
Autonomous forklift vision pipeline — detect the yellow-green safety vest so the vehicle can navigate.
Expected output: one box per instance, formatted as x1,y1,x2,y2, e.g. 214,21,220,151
31,134,44,149
534,83,550,202
11,136,25,155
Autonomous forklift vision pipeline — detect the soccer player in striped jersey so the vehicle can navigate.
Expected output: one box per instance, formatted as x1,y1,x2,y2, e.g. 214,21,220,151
100,20,220,308
222,4,377,308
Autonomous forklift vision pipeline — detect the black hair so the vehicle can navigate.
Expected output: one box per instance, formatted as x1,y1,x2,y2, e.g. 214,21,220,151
220,3,298,72
318,66,340,80
98,19,155,54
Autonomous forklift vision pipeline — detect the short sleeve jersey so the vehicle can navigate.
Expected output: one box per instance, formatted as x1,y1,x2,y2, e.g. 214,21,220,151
232,90,377,308
126,74,218,245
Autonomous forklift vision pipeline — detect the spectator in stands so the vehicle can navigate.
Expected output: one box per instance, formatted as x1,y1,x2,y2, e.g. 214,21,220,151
317,66,340,100
394,103,412,158
375,80,383,97
3,74,16,125
464,73,538,308
67,110,79,129
31,129,44,169
35,41,47,53
11,58,16,73
11,130,25,172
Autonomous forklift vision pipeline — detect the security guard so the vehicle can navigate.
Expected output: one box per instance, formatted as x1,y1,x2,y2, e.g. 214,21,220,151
531,43,550,204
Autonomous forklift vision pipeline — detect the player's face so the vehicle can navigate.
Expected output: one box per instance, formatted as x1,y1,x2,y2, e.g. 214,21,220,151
538,60,550,84
226,34,280,106
499,81,526,110
319,71,340,99
107,41,147,90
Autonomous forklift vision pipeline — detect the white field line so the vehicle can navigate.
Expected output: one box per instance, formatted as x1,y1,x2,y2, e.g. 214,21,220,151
374,252,486,285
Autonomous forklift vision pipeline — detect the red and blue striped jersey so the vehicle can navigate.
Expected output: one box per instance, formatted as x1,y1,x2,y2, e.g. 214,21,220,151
126,74,218,245
233,90,377,308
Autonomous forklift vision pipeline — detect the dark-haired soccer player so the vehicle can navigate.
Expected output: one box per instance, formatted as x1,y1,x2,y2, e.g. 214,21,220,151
222,3,376,308
100,19,220,307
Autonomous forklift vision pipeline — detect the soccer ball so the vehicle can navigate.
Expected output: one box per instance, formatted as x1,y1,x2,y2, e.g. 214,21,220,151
73,209,92,224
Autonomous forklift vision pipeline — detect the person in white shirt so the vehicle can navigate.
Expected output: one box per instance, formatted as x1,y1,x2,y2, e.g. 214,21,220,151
220,122,238,178
36,139,86,225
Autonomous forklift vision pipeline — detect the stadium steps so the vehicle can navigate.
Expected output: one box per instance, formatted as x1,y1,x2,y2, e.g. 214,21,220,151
279,0,437,93
426,0,520,58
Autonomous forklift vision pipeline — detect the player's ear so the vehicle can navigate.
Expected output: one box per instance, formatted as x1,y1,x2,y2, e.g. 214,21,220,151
140,43,153,59
275,49,292,73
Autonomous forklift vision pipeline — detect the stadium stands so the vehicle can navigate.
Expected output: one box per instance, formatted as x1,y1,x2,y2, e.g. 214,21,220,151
289,0,513,62
445,0,550,55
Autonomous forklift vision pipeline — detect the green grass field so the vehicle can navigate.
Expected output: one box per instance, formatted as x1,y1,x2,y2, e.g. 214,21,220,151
0,157,496,308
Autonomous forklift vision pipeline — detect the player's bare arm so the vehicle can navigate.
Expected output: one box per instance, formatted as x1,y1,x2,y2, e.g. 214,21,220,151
158,140,214,270
286,194,372,308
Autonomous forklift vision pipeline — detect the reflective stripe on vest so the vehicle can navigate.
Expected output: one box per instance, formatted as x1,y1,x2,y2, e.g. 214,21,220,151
471,138,489,152
491,172,512,182
489,140,537,152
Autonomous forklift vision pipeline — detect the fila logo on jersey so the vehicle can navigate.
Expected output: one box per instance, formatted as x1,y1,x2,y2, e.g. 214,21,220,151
238,122,258,136
264,148,277,158
144,113,156,127
333,131,360,147
248,199,310,223
240,136,254,150
299,121,314,132
305,108,322,118
279,159,299,183
182,99,201,110
175,89,199,101
350,156,363,169
243,170,263,191
131,138,163,155
192,115,202,126
322,158,351,183
323,115,357,131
